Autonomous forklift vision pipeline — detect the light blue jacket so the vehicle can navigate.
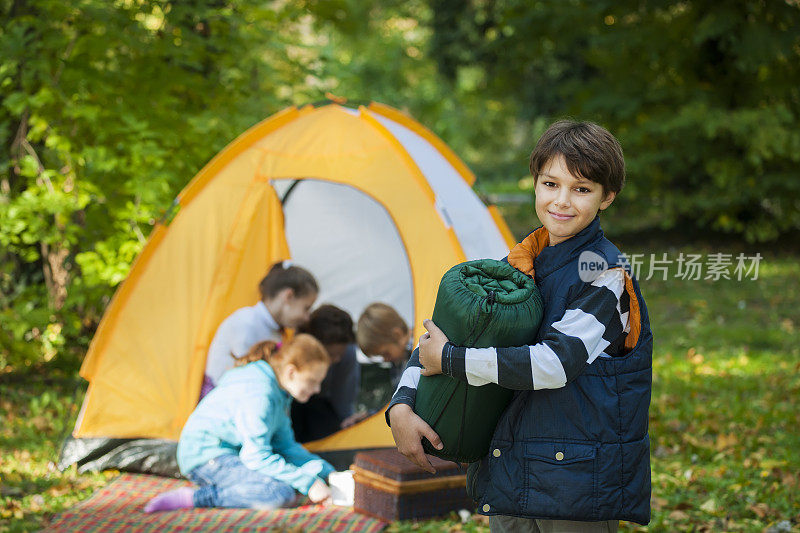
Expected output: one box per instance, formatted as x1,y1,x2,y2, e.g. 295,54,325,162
177,360,335,494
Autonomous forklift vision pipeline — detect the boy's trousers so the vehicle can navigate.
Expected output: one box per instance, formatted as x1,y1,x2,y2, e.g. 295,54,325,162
490,515,618,533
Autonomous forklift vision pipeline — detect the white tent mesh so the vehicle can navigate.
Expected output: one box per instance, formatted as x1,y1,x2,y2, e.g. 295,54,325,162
278,179,415,329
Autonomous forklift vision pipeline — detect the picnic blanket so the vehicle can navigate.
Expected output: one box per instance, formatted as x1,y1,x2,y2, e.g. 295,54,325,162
43,473,387,532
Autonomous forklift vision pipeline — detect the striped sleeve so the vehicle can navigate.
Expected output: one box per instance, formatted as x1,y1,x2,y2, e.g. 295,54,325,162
385,347,423,426
442,268,629,390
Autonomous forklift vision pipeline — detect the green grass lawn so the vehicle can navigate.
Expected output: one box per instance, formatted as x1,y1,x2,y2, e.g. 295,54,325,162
2,249,799,532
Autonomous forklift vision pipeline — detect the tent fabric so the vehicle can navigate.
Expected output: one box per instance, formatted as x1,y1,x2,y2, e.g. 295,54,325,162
68,101,515,468
369,111,508,261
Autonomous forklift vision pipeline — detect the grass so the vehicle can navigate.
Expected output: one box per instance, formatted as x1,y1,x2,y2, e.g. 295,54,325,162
2,248,799,532
632,254,800,532
0,374,115,531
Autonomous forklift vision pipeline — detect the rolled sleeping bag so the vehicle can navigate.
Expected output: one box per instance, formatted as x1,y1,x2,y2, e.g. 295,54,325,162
414,259,544,463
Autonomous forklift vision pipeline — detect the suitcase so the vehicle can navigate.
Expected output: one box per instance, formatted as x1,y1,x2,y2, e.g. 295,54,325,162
351,448,475,521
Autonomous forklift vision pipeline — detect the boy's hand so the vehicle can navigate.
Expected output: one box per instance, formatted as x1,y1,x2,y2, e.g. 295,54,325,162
419,319,448,376
308,478,332,504
388,403,443,474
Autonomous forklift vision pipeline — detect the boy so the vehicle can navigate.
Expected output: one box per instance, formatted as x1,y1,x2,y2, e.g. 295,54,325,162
357,302,413,388
292,304,364,442
356,302,412,363
356,302,414,413
387,120,653,531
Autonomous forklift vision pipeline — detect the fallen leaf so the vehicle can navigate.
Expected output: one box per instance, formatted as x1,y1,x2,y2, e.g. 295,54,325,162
668,510,689,521
748,502,771,518
781,471,798,488
715,433,738,451
31,416,50,431
47,485,72,498
696,364,717,376
29,494,44,512
699,498,717,514
472,515,490,526
651,496,668,510
688,349,704,365
695,522,719,533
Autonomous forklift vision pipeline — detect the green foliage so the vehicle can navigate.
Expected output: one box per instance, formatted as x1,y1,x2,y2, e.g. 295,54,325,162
0,0,521,369
2,0,799,370
303,0,526,191
0,0,323,368
426,0,800,241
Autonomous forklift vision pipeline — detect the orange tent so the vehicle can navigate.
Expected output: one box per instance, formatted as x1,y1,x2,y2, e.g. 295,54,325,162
62,101,516,473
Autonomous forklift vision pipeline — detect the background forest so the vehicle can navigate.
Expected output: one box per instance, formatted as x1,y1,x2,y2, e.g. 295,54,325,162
3,0,799,368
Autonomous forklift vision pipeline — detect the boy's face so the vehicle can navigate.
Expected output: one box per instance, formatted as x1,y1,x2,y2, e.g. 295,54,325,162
372,327,411,364
534,155,616,246
373,341,407,363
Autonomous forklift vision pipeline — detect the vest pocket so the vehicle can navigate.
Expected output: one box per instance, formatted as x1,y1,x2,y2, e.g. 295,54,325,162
522,441,599,520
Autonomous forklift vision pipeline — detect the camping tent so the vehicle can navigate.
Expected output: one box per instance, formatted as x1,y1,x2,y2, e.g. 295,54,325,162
60,101,516,474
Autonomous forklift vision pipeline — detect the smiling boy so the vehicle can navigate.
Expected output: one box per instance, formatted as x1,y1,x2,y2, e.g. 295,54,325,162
535,154,616,245
388,120,653,531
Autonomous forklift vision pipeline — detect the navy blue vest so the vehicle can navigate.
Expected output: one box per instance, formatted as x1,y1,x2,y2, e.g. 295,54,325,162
467,217,653,525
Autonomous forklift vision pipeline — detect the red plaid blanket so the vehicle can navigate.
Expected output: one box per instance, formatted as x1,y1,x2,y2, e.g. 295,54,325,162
43,473,386,532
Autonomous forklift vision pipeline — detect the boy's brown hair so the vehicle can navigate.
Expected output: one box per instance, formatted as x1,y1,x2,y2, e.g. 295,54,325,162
529,120,625,194
356,303,408,355
299,304,355,345
258,261,318,301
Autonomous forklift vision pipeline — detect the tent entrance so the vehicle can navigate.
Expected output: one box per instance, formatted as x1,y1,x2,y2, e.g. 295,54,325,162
274,178,415,331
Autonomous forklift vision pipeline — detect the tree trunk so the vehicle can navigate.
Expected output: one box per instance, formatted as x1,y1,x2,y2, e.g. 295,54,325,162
41,242,69,310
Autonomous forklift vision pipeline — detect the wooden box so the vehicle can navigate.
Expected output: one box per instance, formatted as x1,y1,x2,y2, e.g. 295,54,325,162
351,448,475,521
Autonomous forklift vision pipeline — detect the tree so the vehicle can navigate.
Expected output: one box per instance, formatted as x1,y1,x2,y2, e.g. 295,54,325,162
0,0,318,367
427,0,800,240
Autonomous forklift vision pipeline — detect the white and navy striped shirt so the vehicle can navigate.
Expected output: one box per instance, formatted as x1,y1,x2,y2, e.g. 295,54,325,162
391,268,630,407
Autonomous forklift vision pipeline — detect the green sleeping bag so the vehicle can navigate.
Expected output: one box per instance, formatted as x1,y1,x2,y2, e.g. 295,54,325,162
414,259,544,463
